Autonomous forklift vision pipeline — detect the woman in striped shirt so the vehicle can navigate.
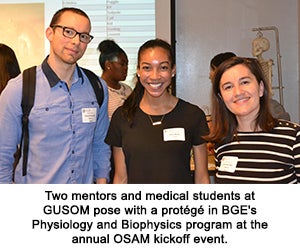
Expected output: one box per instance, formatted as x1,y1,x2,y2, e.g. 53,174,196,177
97,39,132,120
207,57,300,183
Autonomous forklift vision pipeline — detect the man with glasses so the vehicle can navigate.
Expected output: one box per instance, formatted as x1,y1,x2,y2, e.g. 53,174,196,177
0,7,111,183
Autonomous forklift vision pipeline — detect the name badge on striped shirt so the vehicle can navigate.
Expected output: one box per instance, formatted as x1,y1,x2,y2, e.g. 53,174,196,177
219,156,238,173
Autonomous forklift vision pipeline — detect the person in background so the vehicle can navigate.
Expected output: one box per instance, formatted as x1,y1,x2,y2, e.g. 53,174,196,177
97,39,132,183
0,7,111,183
0,43,21,94
209,52,236,81
210,52,290,120
0,44,22,169
207,56,300,183
105,38,210,184
97,39,132,120
207,52,238,155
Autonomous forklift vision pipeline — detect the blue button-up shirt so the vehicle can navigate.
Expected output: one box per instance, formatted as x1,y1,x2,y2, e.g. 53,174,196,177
0,58,111,183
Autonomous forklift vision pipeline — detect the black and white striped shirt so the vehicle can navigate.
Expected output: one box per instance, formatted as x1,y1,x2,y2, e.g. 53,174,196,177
214,120,300,184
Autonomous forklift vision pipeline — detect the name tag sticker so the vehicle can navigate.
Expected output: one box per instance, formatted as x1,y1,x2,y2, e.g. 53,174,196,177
82,108,96,123
219,156,238,173
163,128,185,141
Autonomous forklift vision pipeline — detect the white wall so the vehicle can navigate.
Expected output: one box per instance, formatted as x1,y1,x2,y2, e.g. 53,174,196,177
156,0,171,43
175,0,299,123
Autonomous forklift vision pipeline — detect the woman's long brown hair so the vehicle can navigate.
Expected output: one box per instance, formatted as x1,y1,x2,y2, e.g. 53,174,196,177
206,57,275,144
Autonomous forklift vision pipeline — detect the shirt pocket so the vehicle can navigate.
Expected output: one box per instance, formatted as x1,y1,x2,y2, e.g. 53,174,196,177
29,102,71,136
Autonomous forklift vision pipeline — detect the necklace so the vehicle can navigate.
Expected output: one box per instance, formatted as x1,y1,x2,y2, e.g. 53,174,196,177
148,114,165,126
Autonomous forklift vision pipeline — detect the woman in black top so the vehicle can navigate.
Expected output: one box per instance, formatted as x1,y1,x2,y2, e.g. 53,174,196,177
105,39,209,184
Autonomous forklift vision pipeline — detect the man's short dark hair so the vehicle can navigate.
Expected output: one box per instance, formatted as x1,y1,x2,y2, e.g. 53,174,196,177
210,52,236,69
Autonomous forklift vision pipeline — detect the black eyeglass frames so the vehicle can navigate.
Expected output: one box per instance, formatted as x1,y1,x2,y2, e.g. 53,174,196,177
51,25,94,44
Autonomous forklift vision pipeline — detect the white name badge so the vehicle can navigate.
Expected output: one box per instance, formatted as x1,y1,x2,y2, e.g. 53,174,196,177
163,128,185,141
219,156,238,173
82,108,97,123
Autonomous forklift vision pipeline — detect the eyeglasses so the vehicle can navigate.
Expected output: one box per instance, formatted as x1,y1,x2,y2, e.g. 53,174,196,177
51,25,94,44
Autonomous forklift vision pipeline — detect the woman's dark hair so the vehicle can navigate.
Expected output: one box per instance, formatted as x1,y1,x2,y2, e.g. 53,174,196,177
49,7,90,27
0,43,21,94
207,56,275,143
97,39,127,70
122,39,175,125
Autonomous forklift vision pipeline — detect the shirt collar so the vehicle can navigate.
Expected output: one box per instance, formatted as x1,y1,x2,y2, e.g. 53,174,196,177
41,56,83,88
